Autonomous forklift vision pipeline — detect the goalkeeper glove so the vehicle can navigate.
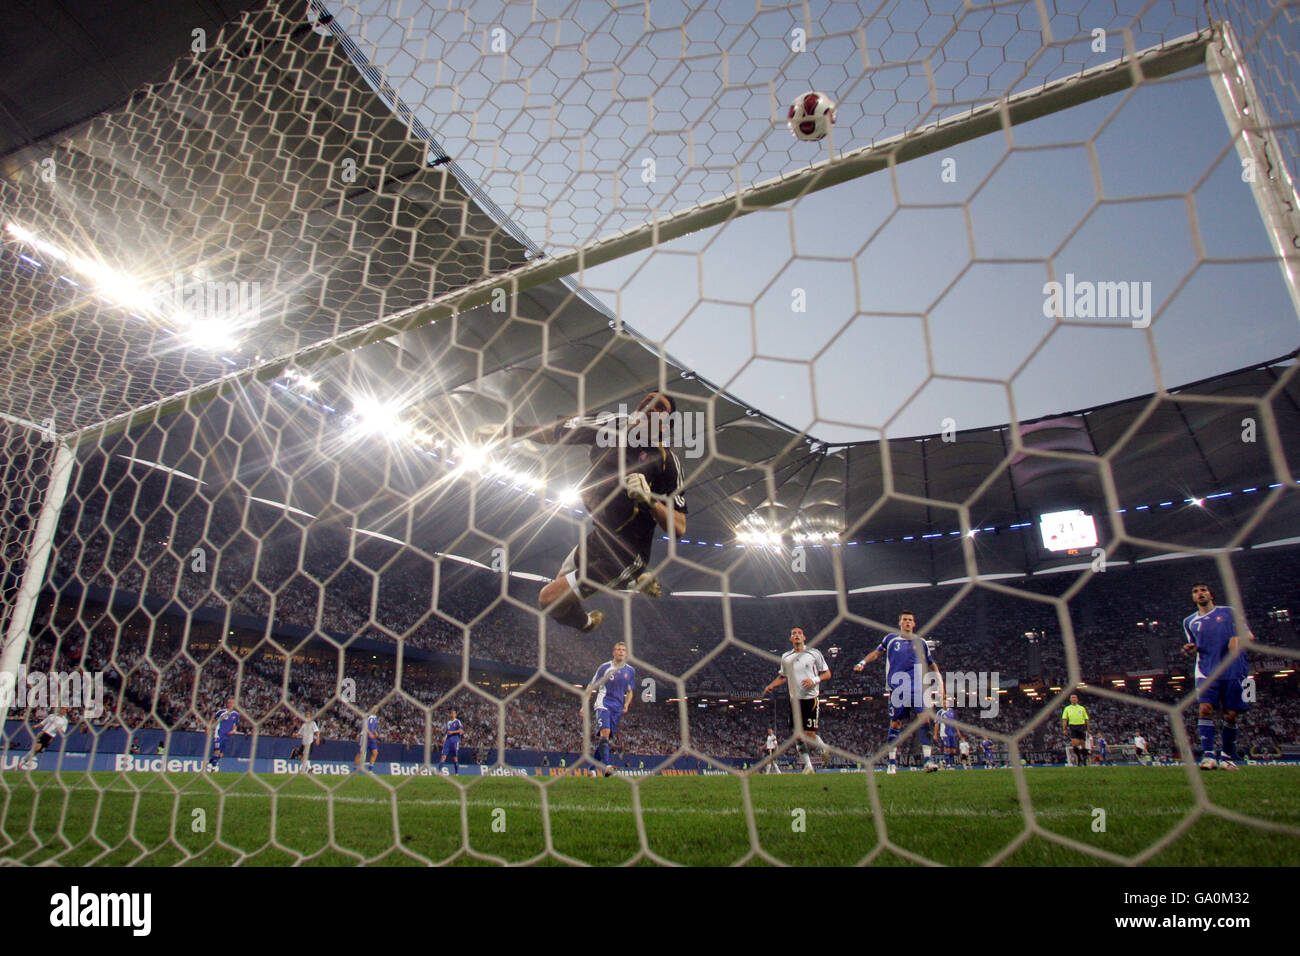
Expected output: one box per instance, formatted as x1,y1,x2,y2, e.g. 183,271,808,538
624,473,654,508
473,424,503,444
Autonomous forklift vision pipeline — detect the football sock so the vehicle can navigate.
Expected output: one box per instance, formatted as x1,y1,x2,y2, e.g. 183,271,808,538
597,738,610,764
1198,719,1216,759
921,744,932,761
548,598,590,631
1221,723,1238,761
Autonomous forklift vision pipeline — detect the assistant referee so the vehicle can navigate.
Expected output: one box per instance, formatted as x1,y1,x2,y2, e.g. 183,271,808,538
1062,694,1090,768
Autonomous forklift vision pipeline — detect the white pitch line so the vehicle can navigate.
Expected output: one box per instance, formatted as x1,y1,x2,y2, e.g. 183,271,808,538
41,786,1296,821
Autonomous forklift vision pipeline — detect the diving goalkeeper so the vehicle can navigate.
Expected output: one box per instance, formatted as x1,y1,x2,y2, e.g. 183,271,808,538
476,391,688,633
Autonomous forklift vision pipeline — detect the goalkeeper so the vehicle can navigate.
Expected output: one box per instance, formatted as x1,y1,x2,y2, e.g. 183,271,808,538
476,392,688,634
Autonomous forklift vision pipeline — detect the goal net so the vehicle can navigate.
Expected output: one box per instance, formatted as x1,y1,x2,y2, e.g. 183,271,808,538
1,0,1299,867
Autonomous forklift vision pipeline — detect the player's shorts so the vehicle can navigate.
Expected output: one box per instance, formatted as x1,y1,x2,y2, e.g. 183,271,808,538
1066,725,1087,741
365,736,378,753
888,677,937,721
212,733,230,753
941,734,957,748
888,701,927,722
559,533,646,599
441,738,460,759
796,697,819,732
596,705,623,737
36,732,54,749
1197,675,1252,713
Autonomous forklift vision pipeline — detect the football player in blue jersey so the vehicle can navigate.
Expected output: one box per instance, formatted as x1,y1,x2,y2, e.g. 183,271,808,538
439,709,464,775
935,698,961,768
588,641,636,776
1182,582,1252,769
855,611,943,774
208,697,240,772
361,711,380,772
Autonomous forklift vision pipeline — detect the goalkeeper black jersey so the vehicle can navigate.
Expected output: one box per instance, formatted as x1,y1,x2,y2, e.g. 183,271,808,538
551,414,688,563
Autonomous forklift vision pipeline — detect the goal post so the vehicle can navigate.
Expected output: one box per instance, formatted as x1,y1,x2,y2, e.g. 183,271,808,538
1206,21,1300,324
0,428,74,713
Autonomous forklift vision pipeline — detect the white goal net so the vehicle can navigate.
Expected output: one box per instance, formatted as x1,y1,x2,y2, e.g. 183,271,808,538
1,0,1299,867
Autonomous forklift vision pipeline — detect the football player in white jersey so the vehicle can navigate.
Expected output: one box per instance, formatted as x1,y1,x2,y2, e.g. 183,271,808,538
762,727,781,774
761,628,831,774
23,707,70,769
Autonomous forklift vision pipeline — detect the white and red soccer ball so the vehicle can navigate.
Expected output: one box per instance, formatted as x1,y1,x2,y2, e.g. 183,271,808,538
788,91,836,141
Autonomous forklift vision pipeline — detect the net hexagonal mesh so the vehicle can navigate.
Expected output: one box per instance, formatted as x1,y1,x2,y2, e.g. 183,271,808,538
1,0,1298,867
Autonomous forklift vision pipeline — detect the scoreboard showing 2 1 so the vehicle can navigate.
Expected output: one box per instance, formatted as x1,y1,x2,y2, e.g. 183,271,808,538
1038,509,1099,554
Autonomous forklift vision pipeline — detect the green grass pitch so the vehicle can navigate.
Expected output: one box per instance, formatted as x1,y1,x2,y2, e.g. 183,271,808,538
2,767,1298,866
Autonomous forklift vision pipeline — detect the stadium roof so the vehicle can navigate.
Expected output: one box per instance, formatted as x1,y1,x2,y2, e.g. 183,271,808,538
3,0,1299,597
0,0,267,160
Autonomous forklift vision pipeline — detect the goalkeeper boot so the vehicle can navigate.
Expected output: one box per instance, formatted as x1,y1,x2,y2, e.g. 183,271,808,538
579,610,604,634
634,572,662,599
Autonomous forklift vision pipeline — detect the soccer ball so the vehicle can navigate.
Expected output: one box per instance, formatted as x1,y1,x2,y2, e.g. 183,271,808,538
788,91,836,141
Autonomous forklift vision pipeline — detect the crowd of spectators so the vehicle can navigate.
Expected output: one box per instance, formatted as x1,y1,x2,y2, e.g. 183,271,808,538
24,457,1300,761
19,590,1300,763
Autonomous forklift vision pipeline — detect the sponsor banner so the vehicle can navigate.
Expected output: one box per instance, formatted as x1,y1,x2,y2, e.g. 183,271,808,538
9,752,1295,775
0,753,726,776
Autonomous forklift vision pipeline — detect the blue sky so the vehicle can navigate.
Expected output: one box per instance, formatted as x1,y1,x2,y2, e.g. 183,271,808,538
316,0,1298,440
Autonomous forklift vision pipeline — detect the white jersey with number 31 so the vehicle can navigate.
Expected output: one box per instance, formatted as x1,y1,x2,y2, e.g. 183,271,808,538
780,648,829,700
